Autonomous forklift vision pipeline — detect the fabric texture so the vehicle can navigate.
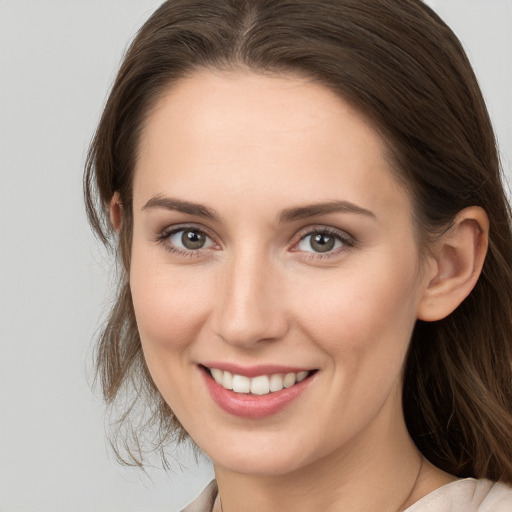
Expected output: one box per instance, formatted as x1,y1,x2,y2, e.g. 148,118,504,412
180,478,512,512
181,481,218,512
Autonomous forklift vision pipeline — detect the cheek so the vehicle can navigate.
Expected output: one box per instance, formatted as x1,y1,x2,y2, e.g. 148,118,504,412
129,255,212,356
292,254,421,364
287,255,422,438
129,256,215,414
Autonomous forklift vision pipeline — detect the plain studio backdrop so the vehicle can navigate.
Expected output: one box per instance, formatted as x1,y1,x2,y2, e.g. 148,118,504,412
0,1,510,511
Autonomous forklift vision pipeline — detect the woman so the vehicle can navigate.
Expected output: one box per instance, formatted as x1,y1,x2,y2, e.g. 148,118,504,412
84,0,512,510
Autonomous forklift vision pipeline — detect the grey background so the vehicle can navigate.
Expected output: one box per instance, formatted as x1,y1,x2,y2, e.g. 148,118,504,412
0,1,510,511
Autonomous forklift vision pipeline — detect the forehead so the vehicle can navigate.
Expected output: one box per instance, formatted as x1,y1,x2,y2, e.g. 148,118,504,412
133,70,411,219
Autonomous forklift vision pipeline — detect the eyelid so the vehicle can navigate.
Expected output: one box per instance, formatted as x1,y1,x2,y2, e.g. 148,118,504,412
155,223,221,255
154,222,355,259
290,225,356,256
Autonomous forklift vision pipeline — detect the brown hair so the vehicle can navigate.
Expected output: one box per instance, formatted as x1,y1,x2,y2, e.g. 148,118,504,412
84,0,512,479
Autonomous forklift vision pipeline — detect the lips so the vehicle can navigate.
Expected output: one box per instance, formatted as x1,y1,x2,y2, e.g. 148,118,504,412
199,363,317,418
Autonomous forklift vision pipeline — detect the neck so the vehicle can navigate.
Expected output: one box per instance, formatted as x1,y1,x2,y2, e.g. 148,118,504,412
213,398,454,512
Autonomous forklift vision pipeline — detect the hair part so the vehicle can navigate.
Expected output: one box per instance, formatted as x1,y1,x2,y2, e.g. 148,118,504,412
84,0,512,479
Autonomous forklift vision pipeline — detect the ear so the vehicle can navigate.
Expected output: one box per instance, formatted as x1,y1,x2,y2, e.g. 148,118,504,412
417,206,489,322
109,191,123,232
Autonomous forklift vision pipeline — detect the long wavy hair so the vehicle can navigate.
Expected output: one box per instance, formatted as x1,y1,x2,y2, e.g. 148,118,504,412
84,0,512,480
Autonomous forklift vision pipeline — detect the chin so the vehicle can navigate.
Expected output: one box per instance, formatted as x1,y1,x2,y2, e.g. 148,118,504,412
195,429,322,477
211,451,307,477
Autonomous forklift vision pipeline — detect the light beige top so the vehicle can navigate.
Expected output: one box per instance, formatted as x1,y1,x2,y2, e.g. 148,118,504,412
181,478,512,512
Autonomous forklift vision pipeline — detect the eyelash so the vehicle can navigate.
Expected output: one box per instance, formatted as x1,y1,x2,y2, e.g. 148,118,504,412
154,224,355,259
155,224,218,258
292,226,355,259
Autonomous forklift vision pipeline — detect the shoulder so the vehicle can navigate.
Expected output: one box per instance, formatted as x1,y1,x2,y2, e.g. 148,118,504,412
180,480,218,512
479,480,512,511
179,478,512,512
405,478,512,512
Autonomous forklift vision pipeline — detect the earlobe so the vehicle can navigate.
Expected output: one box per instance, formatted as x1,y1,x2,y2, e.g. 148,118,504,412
109,191,123,232
417,207,489,322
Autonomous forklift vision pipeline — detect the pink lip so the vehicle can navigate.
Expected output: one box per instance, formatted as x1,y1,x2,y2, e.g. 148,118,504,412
201,361,310,378
199,365,316,419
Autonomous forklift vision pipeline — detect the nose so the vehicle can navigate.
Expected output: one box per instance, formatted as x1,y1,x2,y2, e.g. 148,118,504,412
211,250,289,349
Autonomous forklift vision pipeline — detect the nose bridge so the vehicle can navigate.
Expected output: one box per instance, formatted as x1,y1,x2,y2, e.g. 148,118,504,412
213,245,287,348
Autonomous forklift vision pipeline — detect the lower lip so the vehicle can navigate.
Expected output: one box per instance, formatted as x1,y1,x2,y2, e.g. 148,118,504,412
200,367,315,419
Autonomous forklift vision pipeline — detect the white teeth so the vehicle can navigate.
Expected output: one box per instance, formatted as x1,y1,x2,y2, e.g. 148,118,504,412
211,368,223,383
269,374,284,392
250,375,270,395
296,371,308,382
222,371,233,390
208,367,311,395
283,373,296,388
232,374,251,393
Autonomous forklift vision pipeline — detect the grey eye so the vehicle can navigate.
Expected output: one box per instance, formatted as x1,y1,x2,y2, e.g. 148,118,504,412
298,232,343,253
169,229,213,250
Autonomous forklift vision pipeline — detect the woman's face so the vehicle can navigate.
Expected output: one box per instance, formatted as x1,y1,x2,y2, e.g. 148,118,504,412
129,71,433,476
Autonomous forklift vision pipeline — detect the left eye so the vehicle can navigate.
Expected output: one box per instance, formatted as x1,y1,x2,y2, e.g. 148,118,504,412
168,229,214,251
297,232,345,253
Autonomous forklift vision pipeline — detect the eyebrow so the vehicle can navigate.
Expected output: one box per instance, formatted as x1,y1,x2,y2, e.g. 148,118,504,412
277,201,376,223
142,195,219,221
142,196,376,223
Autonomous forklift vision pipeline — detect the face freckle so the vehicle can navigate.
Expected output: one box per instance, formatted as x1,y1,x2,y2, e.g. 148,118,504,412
129,70,431,477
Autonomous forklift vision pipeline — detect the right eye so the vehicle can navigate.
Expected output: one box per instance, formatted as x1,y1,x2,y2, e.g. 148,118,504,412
157,227,217,255
170,229,213,250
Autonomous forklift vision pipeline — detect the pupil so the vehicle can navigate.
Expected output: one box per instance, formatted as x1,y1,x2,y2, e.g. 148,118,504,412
182,230,205,250
311,233,335,253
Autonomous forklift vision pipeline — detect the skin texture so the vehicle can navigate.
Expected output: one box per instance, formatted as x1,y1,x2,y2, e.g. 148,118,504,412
125,71,488,511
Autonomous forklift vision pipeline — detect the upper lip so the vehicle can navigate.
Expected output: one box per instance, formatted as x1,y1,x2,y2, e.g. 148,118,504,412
200,362,314,378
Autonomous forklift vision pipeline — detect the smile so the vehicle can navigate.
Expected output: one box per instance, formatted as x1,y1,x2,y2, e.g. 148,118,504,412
200,363,317,418
207,367,311,395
